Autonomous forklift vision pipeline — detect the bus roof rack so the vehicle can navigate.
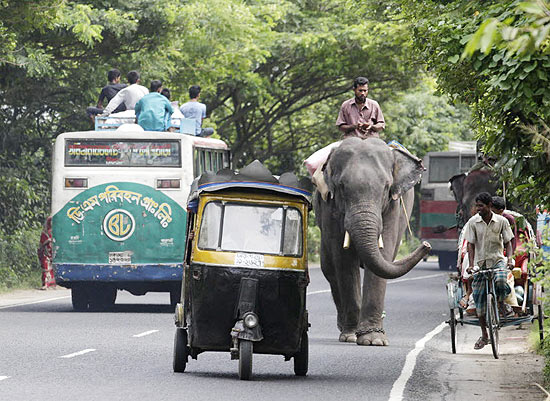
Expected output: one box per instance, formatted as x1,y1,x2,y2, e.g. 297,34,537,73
95,112,196,134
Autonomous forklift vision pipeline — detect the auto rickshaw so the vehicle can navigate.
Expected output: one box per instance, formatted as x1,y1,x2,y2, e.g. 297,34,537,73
173,160,312,380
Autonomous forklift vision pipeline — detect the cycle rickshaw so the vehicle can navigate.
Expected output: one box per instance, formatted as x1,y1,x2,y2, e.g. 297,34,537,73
172,161,311,380
446,211,544,359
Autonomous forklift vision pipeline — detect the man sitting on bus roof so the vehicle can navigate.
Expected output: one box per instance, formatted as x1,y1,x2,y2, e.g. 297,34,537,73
135,80,173,132
179,85,214,137
102,70,149,115
86,68,127,122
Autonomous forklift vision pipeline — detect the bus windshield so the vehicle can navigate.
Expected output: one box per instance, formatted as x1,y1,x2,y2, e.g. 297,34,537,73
198,202,303,256
65,139,181,167
428,155,475,183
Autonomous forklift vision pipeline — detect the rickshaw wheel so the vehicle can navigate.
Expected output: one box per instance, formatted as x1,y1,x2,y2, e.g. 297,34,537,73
238,340,253,380
449,309,457,354
173,328,188,373
487,294,499,359
294,331,308,376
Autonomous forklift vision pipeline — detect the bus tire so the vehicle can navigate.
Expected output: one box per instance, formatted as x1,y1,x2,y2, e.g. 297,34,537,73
170,287,181,307
438,252,457,271
88,285,116,311
71,287,89,311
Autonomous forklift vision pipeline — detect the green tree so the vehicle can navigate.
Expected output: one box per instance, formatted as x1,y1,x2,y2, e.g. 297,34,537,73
401,0,550,211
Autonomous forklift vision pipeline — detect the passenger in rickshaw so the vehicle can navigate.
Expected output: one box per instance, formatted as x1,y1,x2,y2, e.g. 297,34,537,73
491,196,523,315
457,218,476,314
464,192,514,350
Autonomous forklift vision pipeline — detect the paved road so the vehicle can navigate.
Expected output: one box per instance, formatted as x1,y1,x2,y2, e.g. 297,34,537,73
0,262,484,401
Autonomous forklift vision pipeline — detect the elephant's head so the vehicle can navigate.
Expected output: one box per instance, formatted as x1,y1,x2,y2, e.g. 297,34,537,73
449,169,496,226
316,137,431,279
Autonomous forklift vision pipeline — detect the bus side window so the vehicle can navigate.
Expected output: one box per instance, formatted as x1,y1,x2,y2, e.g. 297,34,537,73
195,149,204,177
223,152,230,169
200,150,206,174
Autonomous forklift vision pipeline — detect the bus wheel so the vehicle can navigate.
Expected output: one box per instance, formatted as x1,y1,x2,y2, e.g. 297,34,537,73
71,287,89,311
170,287,181,307
88,285,117,311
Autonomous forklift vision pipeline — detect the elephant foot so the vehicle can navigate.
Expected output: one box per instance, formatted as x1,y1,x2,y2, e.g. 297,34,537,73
356,328,389,346
338,331,357,343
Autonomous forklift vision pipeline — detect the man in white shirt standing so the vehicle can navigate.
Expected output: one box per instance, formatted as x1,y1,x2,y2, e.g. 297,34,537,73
103,70,149,115
464,191,514,350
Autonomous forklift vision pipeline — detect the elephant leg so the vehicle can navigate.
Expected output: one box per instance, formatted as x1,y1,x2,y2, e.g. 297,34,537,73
320,244,361,342
357,268,388,346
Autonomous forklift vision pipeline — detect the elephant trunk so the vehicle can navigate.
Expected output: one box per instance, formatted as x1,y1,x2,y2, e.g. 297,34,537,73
347,209,431,280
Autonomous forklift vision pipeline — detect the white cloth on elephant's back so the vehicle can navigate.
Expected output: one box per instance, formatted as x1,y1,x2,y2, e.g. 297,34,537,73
304,139,412,177
304,141,341,176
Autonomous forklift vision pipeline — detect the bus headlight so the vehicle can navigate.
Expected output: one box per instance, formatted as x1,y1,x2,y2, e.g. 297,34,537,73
243,312,259,329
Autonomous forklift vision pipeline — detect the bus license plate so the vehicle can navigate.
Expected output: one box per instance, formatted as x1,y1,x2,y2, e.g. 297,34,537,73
109,252,132,265
234,253,264,268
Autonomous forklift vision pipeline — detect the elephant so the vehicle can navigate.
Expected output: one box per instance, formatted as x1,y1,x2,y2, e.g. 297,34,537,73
312,137,431,346
449,167,497,228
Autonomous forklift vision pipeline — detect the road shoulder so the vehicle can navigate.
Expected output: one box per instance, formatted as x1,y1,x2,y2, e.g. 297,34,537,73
407,322,546,400
0,287,70,309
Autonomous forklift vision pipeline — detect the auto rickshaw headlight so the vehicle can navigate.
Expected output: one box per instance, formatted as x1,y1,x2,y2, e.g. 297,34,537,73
243,312,259,329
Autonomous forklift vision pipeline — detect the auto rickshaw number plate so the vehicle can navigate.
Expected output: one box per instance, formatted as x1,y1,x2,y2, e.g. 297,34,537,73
234,253,264,268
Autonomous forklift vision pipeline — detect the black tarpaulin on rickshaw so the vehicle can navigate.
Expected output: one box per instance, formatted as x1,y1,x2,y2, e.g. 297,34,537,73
187,160,312,212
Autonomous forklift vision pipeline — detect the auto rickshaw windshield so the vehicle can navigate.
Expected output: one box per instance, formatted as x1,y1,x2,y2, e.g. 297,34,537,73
198,201,303,256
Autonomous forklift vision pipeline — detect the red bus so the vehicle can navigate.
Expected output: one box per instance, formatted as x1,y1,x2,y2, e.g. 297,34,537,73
420,148,476,270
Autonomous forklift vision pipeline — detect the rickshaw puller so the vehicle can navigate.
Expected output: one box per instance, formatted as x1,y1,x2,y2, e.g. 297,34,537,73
465,192,514,350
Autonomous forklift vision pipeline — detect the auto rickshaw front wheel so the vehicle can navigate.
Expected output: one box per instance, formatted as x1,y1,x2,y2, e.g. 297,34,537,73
238,340,253,380
173,328,188,373
293,330,308,376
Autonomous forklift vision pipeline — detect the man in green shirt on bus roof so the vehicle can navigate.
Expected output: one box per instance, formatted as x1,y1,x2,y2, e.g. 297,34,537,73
135,80,173,132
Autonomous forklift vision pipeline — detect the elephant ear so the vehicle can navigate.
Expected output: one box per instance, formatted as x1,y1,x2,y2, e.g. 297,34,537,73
449,173,466,203
390,148,424,200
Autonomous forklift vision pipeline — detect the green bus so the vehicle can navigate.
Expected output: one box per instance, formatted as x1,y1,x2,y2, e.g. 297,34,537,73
51,125,230,310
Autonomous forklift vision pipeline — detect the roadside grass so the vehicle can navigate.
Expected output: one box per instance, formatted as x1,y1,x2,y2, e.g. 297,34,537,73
397,235,421,260
529,309,550,388
0,225,43,293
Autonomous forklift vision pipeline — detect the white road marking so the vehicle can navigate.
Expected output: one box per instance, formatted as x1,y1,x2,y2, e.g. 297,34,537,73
59,349,96,359
307,273,444,295
0,295,71,310
132,330,159,338
0,376,10,381
388,321,447,401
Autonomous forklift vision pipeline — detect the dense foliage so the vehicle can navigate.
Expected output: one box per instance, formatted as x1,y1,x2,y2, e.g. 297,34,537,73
0,0,474,288
401,0,550,212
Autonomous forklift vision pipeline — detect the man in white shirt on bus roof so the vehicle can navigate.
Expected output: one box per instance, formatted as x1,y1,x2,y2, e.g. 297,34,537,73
102,70,149,115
